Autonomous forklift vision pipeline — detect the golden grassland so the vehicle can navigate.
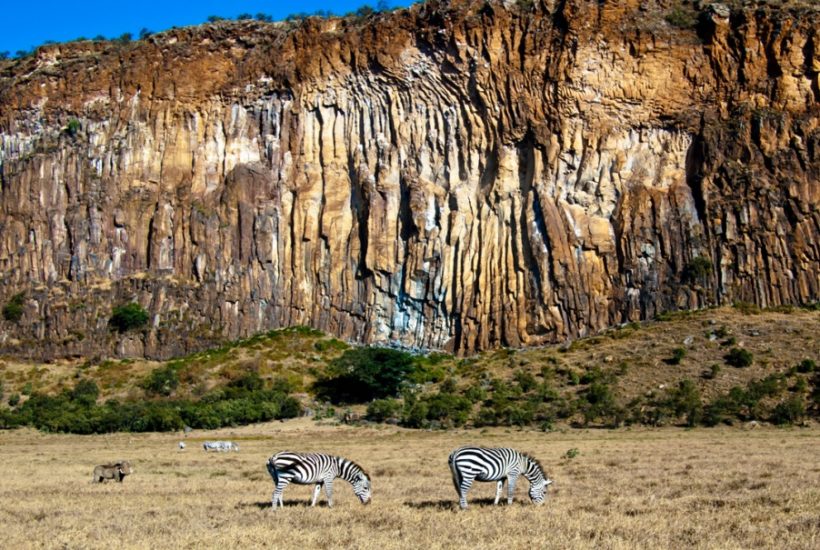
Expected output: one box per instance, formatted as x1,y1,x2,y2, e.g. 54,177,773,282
0,420,818,549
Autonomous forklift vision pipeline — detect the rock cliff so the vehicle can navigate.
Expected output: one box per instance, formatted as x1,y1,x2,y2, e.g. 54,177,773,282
0,0,817,359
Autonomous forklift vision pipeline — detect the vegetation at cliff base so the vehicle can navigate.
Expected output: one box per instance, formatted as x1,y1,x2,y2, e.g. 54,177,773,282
109,302,149,332
2,293,25,323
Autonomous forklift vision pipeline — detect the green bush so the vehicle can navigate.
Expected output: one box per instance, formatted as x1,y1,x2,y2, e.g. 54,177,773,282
725,347,753,368
313,347,417,404
65,118,81,136
665,6,697,29
5,376,300,434
109,303,149,332
366,398,402,422
2,293,25,323
666,379,702,427
579,382,621,426
142,365,179,396
8,393,20,407
703,364,721,380
684,255,712,282
797,359,816,373
421,393,472,427
70,379,99,406
771,397,805,425
665,347,687,365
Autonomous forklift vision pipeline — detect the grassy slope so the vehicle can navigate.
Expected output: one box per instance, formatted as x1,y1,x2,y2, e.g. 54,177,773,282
1,305,818,423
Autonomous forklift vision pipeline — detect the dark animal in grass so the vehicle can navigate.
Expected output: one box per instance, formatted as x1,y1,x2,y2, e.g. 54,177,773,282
92,461,133,483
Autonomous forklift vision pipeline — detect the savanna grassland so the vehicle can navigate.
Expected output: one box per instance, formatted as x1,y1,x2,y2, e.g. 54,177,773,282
0,420,818,549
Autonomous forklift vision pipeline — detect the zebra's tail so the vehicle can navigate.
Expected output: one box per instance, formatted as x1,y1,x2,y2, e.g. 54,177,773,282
448,450,462,495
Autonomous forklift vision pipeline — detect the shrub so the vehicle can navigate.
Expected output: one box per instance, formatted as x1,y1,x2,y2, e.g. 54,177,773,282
580,382,620,426
771,397,805,425
236,13,252,20
313,347,417,404
109,302,149,332
562,448,580,460
797,359,816,373
666,379,702,427
8,393,20,407
22,382,33,396
0,51,9,60
684,255,712,282
65,118,81,136
255,13,273,22
665,5,697,28
70,379,99,406
206,15,224,22
703,364,721,379
117,32,132,43
2,292,25,322
421,392,472,427
732,301,761,315
665,347,687,365
725,347,753,368
139,28,153,39
142,365,179,396
366,398,402,422
514,370,537,392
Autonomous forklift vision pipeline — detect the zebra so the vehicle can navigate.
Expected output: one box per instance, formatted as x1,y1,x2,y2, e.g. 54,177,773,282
448,446,553,509
203,441,239,452
266,452,371,509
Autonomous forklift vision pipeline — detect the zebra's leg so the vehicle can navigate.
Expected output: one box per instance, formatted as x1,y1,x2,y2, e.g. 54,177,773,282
494,480,504,505
507,473,519,505
324,479,335,508
459,477,474,510
272,479,290,510
311,483,323,506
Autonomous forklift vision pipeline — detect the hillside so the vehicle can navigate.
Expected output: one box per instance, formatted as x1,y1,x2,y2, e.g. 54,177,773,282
0,0,817,360
1,305,818,431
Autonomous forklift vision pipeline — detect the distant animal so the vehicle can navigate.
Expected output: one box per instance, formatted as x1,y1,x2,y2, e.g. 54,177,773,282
448,447,552,509
178,442,186,450
92,461,133,483
266,452,371,509
203,441,239,452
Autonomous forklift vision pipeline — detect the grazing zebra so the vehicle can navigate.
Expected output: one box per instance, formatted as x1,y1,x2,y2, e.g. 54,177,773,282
203,441,239,452
448,446,553,509
266,452,371,509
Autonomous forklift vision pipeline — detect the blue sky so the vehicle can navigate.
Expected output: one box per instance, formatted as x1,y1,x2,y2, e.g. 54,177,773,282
0,1,418,56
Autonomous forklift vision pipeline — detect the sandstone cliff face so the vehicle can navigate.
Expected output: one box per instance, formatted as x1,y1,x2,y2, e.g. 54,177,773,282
0,0,817,359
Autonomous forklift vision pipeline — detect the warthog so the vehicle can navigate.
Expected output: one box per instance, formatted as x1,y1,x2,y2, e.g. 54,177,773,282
92,461,133,483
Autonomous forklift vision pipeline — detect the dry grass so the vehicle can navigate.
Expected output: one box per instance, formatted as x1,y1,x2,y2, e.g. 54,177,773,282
0,420,817,549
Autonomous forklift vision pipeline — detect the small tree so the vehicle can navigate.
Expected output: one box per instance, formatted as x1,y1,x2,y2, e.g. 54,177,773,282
207,15,224,23
139,28,153,40
0,51,9,60
109,303,149,332
236,13,252,20
2,293,25,323
117,32,132,43
313,347,416,404
725,348,753,368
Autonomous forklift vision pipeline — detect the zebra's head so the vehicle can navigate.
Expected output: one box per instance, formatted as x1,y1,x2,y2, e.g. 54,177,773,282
528,477,553,504
353,472,372,505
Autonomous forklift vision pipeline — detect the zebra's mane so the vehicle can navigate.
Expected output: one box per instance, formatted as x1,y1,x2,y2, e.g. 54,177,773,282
521,452,545,475
343,457,370,479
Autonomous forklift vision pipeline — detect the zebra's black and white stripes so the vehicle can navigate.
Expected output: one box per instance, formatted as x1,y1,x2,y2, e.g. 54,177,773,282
266,452,372,509
448,446,553,509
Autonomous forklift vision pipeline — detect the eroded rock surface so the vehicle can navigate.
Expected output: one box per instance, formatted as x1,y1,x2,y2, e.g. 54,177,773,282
0,0,817,358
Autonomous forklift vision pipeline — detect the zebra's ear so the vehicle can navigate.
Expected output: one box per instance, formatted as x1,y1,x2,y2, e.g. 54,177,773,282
546,479,554,486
